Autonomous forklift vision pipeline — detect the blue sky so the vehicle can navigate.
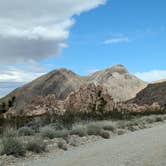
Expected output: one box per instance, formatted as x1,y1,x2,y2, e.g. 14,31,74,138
0,0,166,97
43,0,166,75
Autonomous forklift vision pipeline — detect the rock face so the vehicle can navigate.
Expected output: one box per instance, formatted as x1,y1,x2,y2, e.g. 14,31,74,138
86,65,147,102
0,65,147,112
130,81,166,108
65,83,115,115
2,83,164,125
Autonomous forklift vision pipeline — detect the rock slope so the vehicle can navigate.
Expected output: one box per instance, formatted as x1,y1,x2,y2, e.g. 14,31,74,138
130,81,166,108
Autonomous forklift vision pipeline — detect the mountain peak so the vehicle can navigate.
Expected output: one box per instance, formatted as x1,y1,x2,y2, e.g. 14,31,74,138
106,64,128,74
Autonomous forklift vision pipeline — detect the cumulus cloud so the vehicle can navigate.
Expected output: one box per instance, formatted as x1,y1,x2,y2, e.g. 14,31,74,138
0,0,106,63
135,70,166,82
0,66,44,82
104,37,129,45
0,66,45,97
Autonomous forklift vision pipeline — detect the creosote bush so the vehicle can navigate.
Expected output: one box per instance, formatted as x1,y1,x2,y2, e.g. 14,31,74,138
1,137,25,157
87,124,102,136
18,127,35,136
99,130,110,139
58,140,68,151
70,125,87,137
3,128,17,137
26,138,47,153
54,130,69,138
40,126,55,139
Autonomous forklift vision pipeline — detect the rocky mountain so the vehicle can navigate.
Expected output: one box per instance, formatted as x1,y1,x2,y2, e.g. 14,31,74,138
0,65,147,112
130,81,166,108
86,65,147,102
0,68,85,111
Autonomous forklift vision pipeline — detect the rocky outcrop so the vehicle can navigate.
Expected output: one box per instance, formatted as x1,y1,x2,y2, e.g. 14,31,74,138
65,83,115,115
130,81,166,109
2,83,164,127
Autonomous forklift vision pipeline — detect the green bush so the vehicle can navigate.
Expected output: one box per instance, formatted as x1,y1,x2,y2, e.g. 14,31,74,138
70,125,87,137
99,130,110,139
87,124,102,136
117,129,126,135
54,130,69,138
40,126,55,139
57,140,68,151
18,127,35,136
102,124,117,133
26,138,47,153
155,116,164,122
1,137,25,157
3,128,17,137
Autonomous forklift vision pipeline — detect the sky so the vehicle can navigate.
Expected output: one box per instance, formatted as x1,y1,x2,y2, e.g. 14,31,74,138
0,0,166,97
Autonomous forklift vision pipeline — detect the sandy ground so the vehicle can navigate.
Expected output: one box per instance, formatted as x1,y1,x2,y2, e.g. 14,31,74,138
16,123,166,166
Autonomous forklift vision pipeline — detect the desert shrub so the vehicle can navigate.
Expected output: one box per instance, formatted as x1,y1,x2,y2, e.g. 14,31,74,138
26,138,47,153
87,124,102,135
0,137,25,157
40,126,55,139
102,123,117,133
70,125,87,137
127,125,139,132
162,115,166,120
155,116,164,122
54,130,69,138
117,129,126,135
58,140,68,151
18,127,35,136
49,123,65,130
143,116,156,124
99,130,110,139
68,137,79,147
3,128,17,137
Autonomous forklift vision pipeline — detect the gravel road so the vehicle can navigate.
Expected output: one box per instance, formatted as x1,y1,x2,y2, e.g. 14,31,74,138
18,124,166,166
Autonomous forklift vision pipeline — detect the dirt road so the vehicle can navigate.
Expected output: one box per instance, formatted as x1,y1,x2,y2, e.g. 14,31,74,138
18,124,166,166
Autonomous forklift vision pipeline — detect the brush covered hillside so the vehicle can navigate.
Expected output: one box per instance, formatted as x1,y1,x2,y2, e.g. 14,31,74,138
0,65,147,112
130,81,166,108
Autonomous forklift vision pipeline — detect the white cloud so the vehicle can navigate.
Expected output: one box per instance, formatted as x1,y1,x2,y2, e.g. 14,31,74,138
104,37,129,45
135,70,166,82
0,0,106,63
0,66,45,82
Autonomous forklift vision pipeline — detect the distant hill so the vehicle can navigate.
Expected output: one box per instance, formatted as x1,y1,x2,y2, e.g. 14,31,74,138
130,81,166,107
0,68,85,111
86,65,147,102
0,65,147,111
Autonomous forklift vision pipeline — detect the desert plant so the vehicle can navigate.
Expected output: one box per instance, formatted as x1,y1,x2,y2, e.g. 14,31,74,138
49,122,65,130
3,128,17,137
40,126,55,139
87,124,102,135
26,138,47,153
102,123,117,133
99,130,110,139
54,130,69,138
70,125,87,137
155,116,164,122
0,137,25,157
117,129,126,135
18,127,35,136
57,140,68,151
